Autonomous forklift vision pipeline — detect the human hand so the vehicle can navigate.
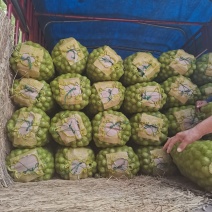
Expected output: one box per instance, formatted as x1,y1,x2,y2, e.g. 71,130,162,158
196,100,207,109
163,128,202,153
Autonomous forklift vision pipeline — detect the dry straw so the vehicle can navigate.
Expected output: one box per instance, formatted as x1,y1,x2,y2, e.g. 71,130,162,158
0,10,14,187
0,176,211,212
0,9,211,212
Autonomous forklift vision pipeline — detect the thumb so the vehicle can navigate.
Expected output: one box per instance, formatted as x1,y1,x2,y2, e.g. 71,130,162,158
177,142,188,153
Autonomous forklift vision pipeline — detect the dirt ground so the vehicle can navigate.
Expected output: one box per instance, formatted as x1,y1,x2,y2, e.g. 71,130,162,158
0,175,211,212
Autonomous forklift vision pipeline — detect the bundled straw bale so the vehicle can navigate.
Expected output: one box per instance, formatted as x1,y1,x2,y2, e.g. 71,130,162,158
0,176,211,211
0,10,14,187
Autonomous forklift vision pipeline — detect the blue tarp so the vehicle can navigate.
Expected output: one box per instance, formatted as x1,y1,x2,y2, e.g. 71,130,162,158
32,0,212,59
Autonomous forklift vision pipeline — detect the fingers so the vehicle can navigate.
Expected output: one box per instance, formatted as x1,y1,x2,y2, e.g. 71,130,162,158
195,101,201,107
163,132,192,153
167,137,178,154
196,100,207,108
162,138,170,150
177,142,188,152
163,136,180,154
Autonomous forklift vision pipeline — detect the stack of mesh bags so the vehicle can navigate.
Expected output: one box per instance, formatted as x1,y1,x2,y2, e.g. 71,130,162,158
84,45,140,178
7,37,212,190
156,50,212,191
48,37,97,180
120,51,177,176
7,41,56,182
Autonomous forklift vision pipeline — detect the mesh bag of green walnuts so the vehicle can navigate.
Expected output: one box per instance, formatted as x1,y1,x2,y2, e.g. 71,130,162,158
130,111,168,146
86,45,124,82
191,53,212,86
199,102,212,119
50,73,91,110
6,107,50,148
199,83,212,100
156,49,196,82
171,141,212,191
121,52,161,86
49,110,92,147
6,147,54,182
161,75,201,108
96,145,140,178
165,105,202,136
92,110,131,148
123,81,167,114
9,41,55,81
10,78,54,112
55,147,97,180
136,146,178,176
86,81,125,115
191,102,212,139
51,37,89,75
